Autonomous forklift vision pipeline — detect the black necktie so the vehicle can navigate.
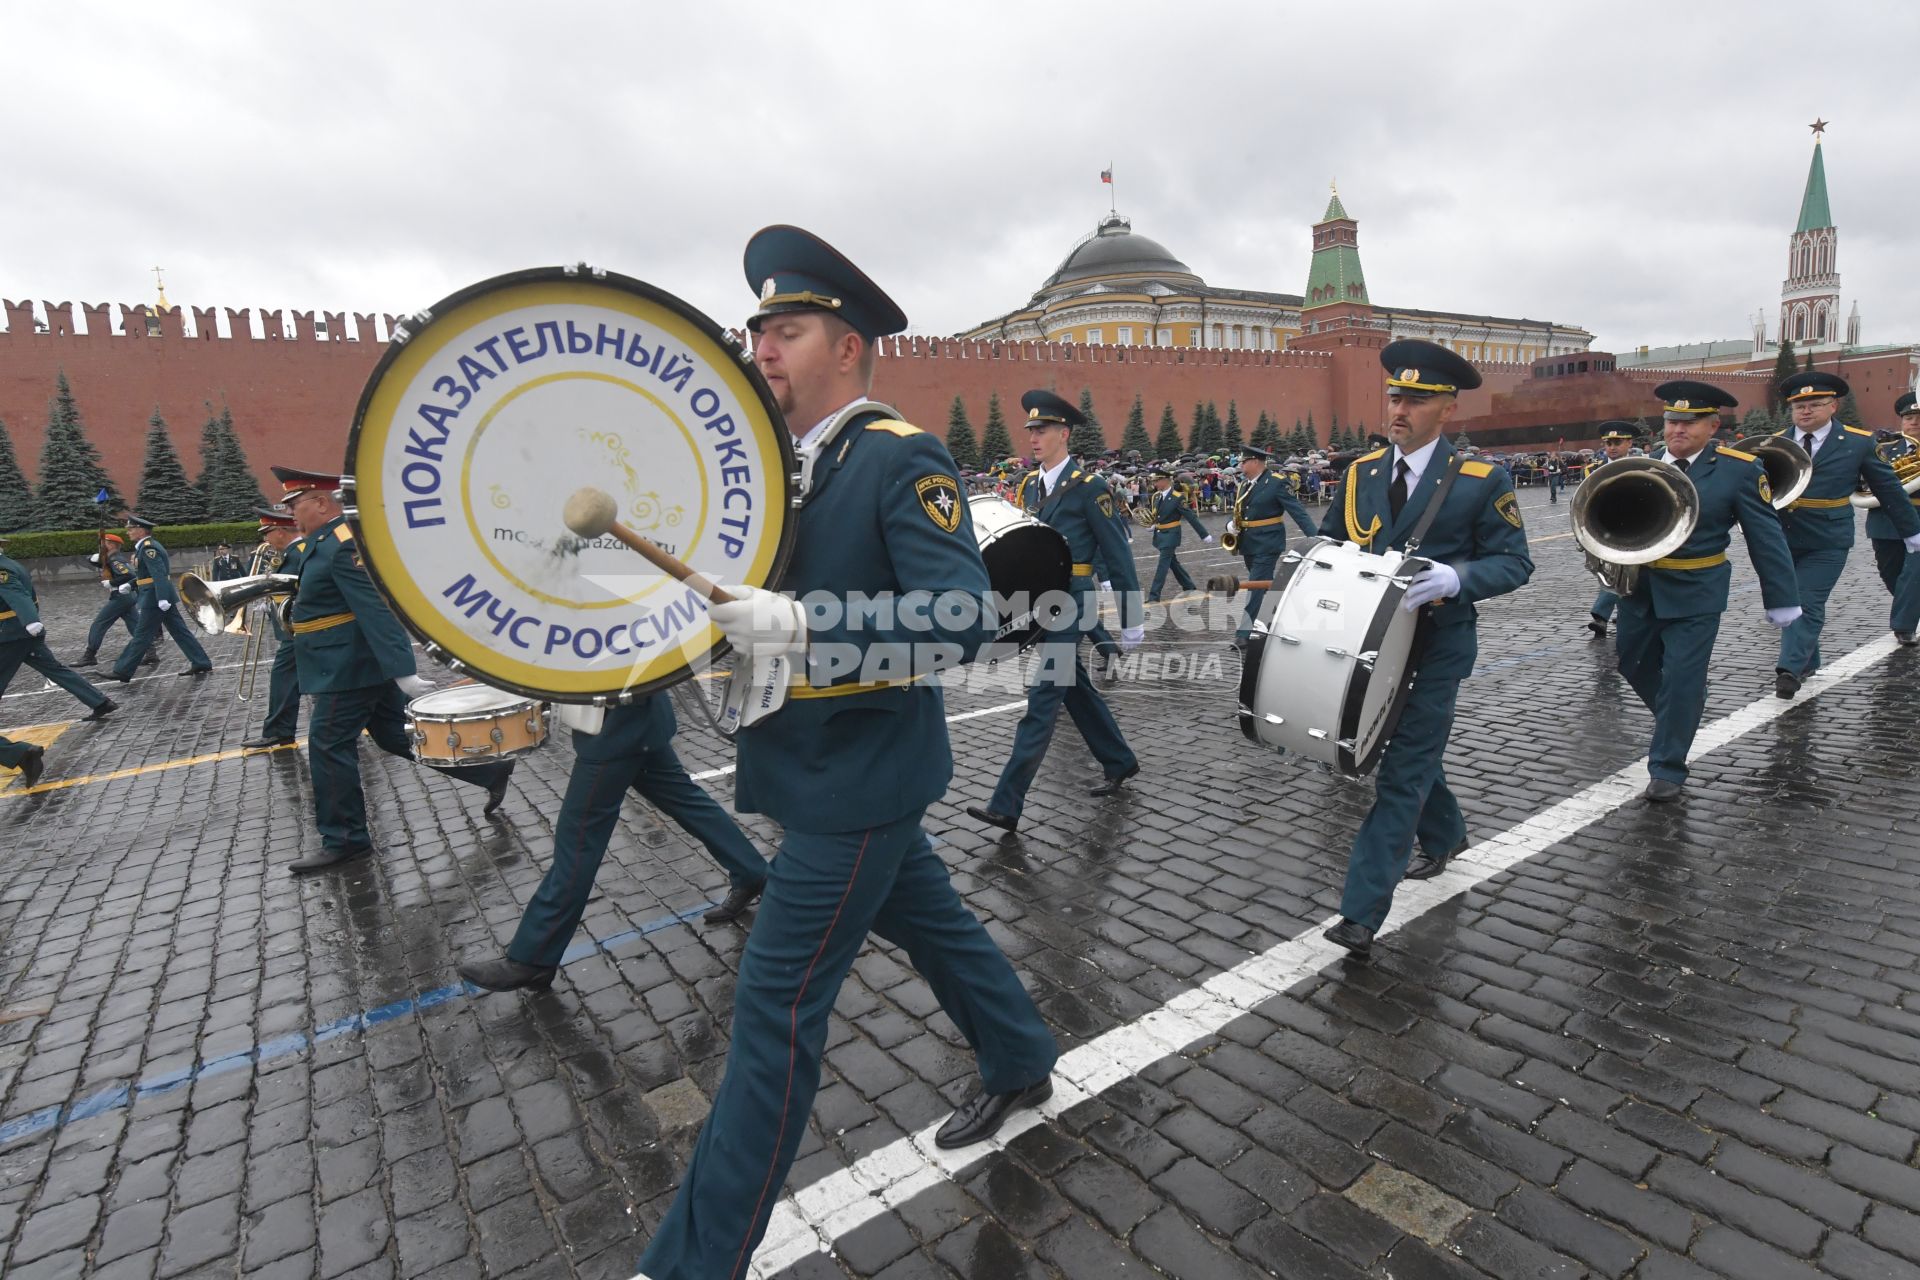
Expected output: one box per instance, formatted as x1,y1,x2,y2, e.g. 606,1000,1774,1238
1801,432,1816,457
1674,456,1691,474
1389,459,1410,519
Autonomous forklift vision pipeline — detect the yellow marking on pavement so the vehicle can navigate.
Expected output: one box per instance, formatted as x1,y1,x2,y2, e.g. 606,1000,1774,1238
0,722,76,795
0,738,304,800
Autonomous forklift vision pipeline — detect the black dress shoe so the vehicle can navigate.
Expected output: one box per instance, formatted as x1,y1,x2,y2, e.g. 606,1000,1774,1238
1896,631,1918,647
934,1077,1053,1149
1586,615,1608,638
703,880,765,925
287,845,374,875
1643,778,1683,803
242,734,295,750
108,672,131,684
1089,762,1140,797
84,699,118,722
180,666,214,678
482,761,516,817
1774,669,1801,699
1405,837,1468,880
458,956,557,993
72,653,97,667
1324,917,1374,958
16,746,46,790
966,804,1019,833
140,653,159,667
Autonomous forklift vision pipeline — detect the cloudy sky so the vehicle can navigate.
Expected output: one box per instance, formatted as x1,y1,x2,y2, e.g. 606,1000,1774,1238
5,2,1915,356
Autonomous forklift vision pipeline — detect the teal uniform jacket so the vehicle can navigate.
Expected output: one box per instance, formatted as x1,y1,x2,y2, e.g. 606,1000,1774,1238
733,414,993,834
1317,439,1534,681
1638,446,1800,619
1864,436,1920,542
0,553,41,642
1237,469,1316,555
1015,462,1143,632
1778,425,1920,551
130,536,182,607
1148,489,1208,550
290,516,415,693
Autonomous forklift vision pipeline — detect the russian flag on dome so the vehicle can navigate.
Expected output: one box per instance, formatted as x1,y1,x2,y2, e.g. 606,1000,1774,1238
1100,167,1112,184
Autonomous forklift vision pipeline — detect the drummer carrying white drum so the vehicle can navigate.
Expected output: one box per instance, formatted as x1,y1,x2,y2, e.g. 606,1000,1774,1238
1318,341,1534,959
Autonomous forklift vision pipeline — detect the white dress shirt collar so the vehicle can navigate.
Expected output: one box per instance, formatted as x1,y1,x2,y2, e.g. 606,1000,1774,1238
1391,437,1443,489
794,397,867,452
1037,454,1073,495
1797,421,1834,452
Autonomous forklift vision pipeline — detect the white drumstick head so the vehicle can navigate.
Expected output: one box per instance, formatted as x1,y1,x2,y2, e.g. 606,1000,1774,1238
564,487,619,538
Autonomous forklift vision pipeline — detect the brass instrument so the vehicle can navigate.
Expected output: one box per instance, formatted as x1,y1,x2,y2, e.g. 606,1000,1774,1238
1850,441,1920,509
1733,434,1813,511
1569,458,1701,595
179,572,299,702
1222,482,1248,554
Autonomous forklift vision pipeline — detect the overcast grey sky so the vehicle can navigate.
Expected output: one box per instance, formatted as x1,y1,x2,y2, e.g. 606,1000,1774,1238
5,2,1914,355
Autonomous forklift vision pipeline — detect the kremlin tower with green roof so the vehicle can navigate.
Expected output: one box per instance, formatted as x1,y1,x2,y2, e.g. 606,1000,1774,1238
1780,121,1847,348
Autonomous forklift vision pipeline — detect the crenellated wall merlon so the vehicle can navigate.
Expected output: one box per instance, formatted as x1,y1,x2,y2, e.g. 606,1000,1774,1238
872,334,1334,369
0,299,406,343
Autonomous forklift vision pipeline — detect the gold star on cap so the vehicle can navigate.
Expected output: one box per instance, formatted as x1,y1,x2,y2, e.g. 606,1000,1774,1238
1399,368,1419,382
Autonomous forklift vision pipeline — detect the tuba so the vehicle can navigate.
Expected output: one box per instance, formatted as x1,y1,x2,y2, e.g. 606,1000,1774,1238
1569,458,1700,595
1851,440,1920,509
1734,434,1813,511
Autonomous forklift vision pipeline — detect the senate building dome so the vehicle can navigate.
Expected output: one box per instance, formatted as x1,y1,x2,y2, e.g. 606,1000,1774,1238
1039,214,1199,291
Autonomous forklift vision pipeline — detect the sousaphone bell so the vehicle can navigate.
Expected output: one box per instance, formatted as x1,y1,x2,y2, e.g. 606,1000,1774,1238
1569,458,1700,595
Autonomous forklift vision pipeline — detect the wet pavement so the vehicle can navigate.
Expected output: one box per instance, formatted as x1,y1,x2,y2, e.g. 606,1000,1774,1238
5,494,1920,1280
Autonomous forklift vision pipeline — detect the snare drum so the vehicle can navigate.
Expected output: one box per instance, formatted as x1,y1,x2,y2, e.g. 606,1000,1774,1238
1237,537,1432,776
406,685,550,765
970,495,1072,649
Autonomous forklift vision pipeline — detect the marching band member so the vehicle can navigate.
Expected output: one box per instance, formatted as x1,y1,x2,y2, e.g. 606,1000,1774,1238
242,506,306,750
1865,391,1920,645
1145,466,1213,602
1585,425,1638,638
456,695,772,993
1320,341,1533,959
272,467,514,873
1617,382,1800,802
965,390,1144,834
1231,443,1317,650
0,532,117,723
1772,371,1920,697
108,513,213,682
637,227,1058,1280
73,534,160,669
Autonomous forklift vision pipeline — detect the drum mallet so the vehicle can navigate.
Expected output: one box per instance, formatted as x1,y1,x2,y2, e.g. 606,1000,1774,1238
1205,574,1273,595
563,487,736,605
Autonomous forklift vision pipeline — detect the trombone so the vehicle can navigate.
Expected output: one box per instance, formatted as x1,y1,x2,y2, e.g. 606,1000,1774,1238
179,572,299,701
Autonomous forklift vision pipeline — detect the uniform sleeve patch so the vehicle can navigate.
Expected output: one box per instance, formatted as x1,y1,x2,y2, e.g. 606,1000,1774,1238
1495,491,1523,528
914,475,963,532
1097,493,1114,518
1460,460,1494,478
1757,472,1773,504
334,524,355,542
145,546,158,558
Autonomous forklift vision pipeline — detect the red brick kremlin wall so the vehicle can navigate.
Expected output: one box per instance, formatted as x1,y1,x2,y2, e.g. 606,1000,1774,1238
0,299,1534,499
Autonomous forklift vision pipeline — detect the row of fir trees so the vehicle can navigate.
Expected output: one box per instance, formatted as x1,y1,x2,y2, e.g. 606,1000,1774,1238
0,373,267,533
941,388,1375,469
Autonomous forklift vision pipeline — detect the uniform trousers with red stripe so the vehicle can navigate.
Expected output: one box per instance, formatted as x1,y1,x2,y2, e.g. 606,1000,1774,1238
637,808,1059,1280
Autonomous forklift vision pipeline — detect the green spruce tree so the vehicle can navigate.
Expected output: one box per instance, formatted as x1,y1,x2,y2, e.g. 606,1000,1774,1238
1324,412,1339,450
1187,401,1206,453
32,372,119,531
1154,404,1184,459
1803,346,1815,372
1769,339,1798,416
944,395,980,470
979,392,1014,463
1201,401,1223,454
197,404,265,521
1453,431,1472,450
1739,407,1775,437
1119,395,1152,456
1223,401,1244,452
135,409,204,524
0,419,33,532
1071,388,1106,456
1837,390,1863,428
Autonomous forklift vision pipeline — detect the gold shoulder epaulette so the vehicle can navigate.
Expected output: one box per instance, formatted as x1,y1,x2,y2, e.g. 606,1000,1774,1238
1845,424,1873,437
1356,447,1387,463
334,524,355,542
864,420,923,437
1459,460,1493,478
1717,445,1756,462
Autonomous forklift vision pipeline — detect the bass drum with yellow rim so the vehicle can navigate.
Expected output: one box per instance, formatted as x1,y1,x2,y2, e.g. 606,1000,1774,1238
341,265,800,704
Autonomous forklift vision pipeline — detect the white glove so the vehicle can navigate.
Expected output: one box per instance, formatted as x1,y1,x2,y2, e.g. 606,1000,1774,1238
1765,606,1803,629
395,674,435,697
26,622,44,637
708,586,807,659
157,599,172,613
1402,563,1462,611
1120,626,1145,651
1202,535,1216,545
1226,520,1238,535
87,553,100,565
1904,533,1920,554
102,579,115,591
117,583,132,596
1100,580,1112,592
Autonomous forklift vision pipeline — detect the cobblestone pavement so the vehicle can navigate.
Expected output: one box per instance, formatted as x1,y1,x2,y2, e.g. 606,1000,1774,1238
5,495,1920,1280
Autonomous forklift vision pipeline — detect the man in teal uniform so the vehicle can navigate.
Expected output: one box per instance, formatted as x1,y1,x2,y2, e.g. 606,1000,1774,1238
637,226,1058,1280
965,390,1145,834
1864,391,1920,646
1087,466,1137,683
0,534,117,722
274,467,515,873
1231,443,1318,649
242,506,306,750
1614,382,1801,802
1585,425,1639,637
74,534,160,668
457,695,772,992
1772,371,1920,697
1145,467,1212,601
109,513,213,682
1321,341,1534,959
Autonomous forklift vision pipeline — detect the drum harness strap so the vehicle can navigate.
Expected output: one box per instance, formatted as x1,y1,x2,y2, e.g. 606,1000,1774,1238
1345,452,1463,553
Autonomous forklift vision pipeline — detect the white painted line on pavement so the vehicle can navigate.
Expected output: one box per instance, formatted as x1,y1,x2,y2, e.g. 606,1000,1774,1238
686,632,1903,1280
